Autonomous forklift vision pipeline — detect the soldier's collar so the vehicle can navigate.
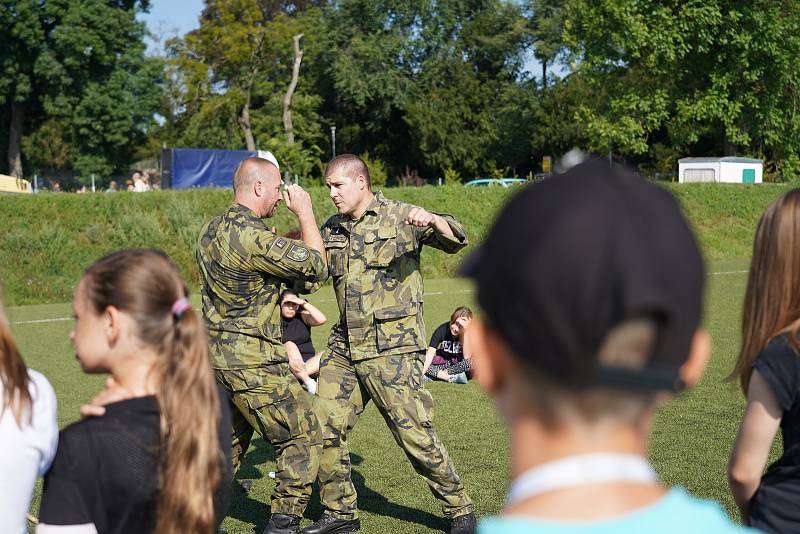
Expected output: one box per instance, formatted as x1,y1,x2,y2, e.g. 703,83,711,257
364,191,387,215
232,203,258,218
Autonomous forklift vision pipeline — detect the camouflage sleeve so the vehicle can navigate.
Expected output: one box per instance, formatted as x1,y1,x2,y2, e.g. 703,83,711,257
242,227,328,286
417,212,468,253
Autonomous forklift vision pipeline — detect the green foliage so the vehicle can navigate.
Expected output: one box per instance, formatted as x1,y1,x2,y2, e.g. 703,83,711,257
561,0,800,172
360,152,388,188
443,167,462,185
2,182,795,307
1,0,161,179
0,186,510,305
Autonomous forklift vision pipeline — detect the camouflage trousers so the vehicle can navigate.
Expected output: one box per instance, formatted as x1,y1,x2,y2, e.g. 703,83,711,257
316,350,474,520
216,364,322,516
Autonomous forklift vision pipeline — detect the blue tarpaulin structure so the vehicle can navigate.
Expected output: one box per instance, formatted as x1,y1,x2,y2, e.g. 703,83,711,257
161,148,278,189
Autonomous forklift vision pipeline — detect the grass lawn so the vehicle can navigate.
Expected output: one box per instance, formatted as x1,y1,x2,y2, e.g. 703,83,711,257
7,266,759,533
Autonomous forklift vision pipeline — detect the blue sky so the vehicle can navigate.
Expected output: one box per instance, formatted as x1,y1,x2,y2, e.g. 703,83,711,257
138,0,204,52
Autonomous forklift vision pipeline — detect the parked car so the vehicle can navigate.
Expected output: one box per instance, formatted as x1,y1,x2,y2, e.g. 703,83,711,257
464,178,527,188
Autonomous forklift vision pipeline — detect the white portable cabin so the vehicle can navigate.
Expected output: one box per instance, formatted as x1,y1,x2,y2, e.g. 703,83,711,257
677,157,763,184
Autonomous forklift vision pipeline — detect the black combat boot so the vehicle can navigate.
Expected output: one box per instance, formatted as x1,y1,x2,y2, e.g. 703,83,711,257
263,513,302,534
301,513,361,534
449,512,477,534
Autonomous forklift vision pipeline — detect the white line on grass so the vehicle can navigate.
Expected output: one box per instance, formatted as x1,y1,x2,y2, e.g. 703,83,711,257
7,272,747,326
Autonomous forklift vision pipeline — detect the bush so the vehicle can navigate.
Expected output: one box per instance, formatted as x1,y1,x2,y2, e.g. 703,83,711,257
360,152,388,188
1,182,794,305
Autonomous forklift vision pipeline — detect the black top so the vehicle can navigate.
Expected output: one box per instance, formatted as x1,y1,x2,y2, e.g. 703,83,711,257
749,335,800,533
39,391,232,533
428,322,463,366
282,315,315,358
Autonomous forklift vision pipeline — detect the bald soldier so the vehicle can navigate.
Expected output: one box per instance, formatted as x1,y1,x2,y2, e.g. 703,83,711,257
302,155,476,534
196,156,327,534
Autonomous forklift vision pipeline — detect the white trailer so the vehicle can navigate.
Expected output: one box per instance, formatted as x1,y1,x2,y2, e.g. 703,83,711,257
678,157,763,184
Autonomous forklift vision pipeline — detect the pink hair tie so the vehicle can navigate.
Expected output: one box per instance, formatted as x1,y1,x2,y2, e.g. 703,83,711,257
171,297,191,320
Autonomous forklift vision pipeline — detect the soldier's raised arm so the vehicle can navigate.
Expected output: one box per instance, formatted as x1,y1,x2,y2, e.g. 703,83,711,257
405,205,468,253
244,227,328,287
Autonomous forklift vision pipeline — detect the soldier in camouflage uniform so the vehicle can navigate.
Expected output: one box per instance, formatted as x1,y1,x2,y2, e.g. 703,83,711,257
196,157,328,534
302,155,476,534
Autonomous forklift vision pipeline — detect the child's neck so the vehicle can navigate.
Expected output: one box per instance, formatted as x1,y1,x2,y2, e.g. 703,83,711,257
109,350,159,398
504,416,665,520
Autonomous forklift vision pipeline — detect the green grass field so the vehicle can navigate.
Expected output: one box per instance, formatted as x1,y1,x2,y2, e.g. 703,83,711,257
8,266,760,533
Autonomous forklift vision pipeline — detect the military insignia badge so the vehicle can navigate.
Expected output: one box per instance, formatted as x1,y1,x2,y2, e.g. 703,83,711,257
287,245,310,262
275,238,287,249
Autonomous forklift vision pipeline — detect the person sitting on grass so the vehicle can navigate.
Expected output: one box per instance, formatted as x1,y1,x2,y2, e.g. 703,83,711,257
36,249,231,534
281,289,326,395
729,189,800,533
0,295,58,534
460,159,750,533
423,306,473,384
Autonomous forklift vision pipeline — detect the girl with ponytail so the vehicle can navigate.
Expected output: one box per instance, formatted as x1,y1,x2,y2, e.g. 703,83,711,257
37,249,231,534
0,295,58,534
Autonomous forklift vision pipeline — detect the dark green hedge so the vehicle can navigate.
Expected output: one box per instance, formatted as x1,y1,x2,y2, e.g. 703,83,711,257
1,183,794,305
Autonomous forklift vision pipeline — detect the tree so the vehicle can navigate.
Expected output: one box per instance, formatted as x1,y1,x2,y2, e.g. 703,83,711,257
1,0,162,179
561,1,800,176
164,0,326,179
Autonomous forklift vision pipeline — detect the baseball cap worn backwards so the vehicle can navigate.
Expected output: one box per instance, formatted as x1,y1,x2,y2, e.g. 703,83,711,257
459,159,705,392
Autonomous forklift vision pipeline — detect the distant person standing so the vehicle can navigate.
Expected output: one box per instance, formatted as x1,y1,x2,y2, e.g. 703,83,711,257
423,306,473,384
303,154,475,534
105,181,118,193
197,156,328,534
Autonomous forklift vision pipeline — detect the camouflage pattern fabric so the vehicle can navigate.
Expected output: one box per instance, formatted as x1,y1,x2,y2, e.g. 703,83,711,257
315,192,473,519
316,351,474,519
197,203,327,370
196,203,327,515
216,365,322,516
318,192,467,361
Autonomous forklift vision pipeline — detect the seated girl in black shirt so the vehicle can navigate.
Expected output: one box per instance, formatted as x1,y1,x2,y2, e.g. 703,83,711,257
280,290,327,394
423,306,473,383
37,249,231,534
729,190,800,533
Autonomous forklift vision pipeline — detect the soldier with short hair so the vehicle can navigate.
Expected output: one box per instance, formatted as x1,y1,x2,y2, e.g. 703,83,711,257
302,154,475,534
196,156,328,534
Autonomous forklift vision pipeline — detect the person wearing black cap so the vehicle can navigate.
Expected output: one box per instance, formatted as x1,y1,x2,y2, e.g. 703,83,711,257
460,159,749,533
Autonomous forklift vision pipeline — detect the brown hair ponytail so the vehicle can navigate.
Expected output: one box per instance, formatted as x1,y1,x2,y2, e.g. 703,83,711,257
82,249,221,534
0,299,32,426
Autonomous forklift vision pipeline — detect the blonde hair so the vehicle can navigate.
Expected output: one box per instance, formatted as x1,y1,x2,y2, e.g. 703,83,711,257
731,189,800,393
81,249,221,534
0,297,32,427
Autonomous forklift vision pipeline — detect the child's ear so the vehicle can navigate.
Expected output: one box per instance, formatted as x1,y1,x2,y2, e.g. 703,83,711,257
104,306,121,346
466,317,511,394
678,328,711,388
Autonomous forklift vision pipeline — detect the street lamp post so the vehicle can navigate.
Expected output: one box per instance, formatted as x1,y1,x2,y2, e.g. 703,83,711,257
330,126,337,159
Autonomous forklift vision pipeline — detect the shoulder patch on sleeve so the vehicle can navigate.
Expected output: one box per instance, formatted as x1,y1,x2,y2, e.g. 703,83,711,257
274,237,288,249
287,244,310,262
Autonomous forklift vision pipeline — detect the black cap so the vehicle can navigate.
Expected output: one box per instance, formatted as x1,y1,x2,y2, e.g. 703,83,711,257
459,159,705,392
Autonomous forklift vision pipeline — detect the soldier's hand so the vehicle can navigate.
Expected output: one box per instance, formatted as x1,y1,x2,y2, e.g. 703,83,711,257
406,207,437,227
79,377,134,418
282,184,313,219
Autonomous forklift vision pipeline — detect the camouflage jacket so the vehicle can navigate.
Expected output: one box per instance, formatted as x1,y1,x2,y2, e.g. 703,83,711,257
197,204,327,369
319,191,467,360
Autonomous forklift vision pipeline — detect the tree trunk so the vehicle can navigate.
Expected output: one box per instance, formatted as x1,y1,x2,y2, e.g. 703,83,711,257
239,99,256,151
7,102,24,178
542,59,548,90
283,34,304,146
